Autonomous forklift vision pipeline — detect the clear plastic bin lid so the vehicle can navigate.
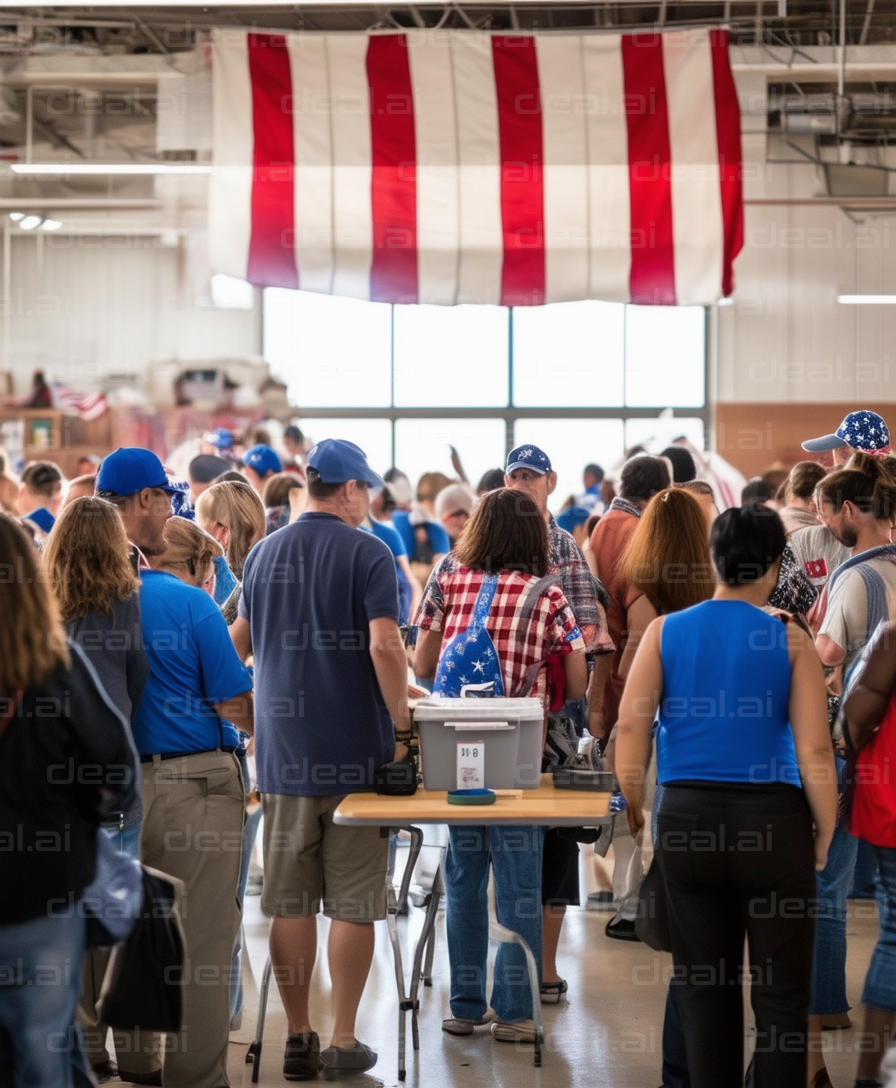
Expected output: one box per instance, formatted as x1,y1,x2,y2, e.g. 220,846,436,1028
413,695,544,722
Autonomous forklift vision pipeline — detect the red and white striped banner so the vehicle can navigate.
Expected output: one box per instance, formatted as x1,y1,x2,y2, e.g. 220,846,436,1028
210,28,743,306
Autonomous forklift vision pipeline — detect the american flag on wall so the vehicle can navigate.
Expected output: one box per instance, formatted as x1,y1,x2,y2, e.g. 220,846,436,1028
209,28,743,307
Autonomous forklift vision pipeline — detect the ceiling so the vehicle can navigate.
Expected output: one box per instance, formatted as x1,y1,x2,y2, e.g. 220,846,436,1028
0,2,894,52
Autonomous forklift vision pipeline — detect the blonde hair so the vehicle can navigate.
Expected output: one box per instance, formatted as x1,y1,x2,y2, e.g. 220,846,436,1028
42,497,139,623
153,518,223,588
0,514,69,695
194,480,265,580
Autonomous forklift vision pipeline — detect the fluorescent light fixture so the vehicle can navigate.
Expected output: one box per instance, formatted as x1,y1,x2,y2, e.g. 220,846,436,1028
19,215,42,230
8,212,24,222
837,294,896,304
39,219,62,232
9,163,211,176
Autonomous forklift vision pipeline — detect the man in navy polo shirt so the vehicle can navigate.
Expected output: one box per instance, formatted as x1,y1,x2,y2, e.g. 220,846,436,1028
232,438,410,1081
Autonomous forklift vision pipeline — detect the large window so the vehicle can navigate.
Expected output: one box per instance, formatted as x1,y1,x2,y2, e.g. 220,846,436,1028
264,290,707,505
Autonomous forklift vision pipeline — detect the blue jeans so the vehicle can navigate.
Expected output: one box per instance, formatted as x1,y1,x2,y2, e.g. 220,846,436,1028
0,906,87,1088
809,765,859,1016
103,821,141,860
444,824,543,1023
861,845,896,1012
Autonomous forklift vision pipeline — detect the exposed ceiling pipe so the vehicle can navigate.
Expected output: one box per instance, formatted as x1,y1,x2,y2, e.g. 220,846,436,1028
745,196,896,207
0,199,162,209
838,0,846,99
135,17,171,55
860,0,876,47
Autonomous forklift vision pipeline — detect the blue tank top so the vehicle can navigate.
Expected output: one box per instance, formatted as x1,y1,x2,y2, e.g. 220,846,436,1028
657,600,800,787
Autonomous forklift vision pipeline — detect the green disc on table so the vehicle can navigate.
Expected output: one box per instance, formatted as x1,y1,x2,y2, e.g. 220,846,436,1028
447,789,496,806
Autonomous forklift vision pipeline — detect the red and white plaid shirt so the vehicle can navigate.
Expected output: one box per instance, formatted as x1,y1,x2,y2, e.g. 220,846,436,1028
416,566,585,709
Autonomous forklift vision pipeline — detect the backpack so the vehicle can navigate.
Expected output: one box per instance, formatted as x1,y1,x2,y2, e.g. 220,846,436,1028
433,574,505,698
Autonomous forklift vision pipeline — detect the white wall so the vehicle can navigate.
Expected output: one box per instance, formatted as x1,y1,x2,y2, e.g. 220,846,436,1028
715,203,896,405
1,218,260,397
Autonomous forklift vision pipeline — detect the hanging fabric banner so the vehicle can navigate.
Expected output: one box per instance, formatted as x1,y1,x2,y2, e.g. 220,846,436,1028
210,27,743,306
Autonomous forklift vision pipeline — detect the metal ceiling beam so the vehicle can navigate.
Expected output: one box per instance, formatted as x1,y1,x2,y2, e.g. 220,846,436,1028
0,199,162,209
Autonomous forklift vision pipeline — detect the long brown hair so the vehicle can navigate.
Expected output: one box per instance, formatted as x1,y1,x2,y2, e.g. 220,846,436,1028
619,487,714,614
153,517,223,587
42,497,138,623
816,451,896,519
194,480,264,580
0,514,69,696
454,488,549,576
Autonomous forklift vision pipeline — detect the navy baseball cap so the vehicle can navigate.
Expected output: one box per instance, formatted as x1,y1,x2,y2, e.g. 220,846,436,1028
243,444,282,477
506,444,553,475
802,410,890,454
96,447,180,497
307,439,384,488
202,427,233,450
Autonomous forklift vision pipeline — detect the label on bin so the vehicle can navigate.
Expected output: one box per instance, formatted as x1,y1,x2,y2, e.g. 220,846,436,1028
457,741,485,790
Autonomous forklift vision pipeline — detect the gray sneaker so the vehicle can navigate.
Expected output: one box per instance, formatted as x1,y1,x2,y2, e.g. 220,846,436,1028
319,1041,376,1080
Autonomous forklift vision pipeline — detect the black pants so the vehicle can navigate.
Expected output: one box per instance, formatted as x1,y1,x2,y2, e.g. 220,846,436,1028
657,783,816,1088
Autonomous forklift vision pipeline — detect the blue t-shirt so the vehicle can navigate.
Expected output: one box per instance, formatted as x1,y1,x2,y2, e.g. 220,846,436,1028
391,510,450,560
657,600,800,787
133,570,253,756
213,554,239,607
239,511,400,796
365,520,411,625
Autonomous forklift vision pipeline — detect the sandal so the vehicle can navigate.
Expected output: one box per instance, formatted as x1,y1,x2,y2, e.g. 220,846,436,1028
540,978,568,1004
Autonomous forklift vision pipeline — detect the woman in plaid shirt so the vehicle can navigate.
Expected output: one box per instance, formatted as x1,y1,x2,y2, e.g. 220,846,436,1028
415,488,586,1044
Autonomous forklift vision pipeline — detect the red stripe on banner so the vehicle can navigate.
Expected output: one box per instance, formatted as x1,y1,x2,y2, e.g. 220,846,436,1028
367,35,418,304
710,29,744,299
247,34,298,290
492,37,545,307
621,35,676,305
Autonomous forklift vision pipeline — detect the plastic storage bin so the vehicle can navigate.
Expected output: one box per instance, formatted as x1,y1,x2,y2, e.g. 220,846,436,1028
414,696,544,791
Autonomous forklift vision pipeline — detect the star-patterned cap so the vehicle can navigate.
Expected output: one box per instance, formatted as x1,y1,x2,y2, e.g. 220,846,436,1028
801,410,891,453
505,444,553,475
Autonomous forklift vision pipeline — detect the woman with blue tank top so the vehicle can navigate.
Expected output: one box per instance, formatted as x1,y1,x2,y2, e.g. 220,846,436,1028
616,506,837,1088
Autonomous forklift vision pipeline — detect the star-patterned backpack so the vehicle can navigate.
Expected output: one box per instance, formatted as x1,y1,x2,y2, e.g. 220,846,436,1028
432,573,505,698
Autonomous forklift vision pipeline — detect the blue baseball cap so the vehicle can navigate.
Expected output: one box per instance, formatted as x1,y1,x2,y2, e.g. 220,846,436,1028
202,427,234,450
802,410,891,454
96,447,180,497
505,444,553,475
307,439,384,488
243,444,282,478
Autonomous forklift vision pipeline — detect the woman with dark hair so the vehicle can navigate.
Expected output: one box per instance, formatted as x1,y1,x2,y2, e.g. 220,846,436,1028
0,514,137,1088
415,488,587,1044
616,506,837,1088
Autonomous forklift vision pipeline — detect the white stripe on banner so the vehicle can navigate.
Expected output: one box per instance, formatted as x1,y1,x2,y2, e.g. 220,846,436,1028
287,34,334,295
326,34,372,301
537,36,590,305
210,30,254,281
408,32,460,306
663,30,724,305
581,36,631,303
452,33,503,306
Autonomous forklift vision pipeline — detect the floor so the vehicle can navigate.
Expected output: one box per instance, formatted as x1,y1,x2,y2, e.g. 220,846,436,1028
219,841,882,1088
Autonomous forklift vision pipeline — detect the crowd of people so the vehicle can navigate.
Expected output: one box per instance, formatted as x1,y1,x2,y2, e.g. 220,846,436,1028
0,410,895,1088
